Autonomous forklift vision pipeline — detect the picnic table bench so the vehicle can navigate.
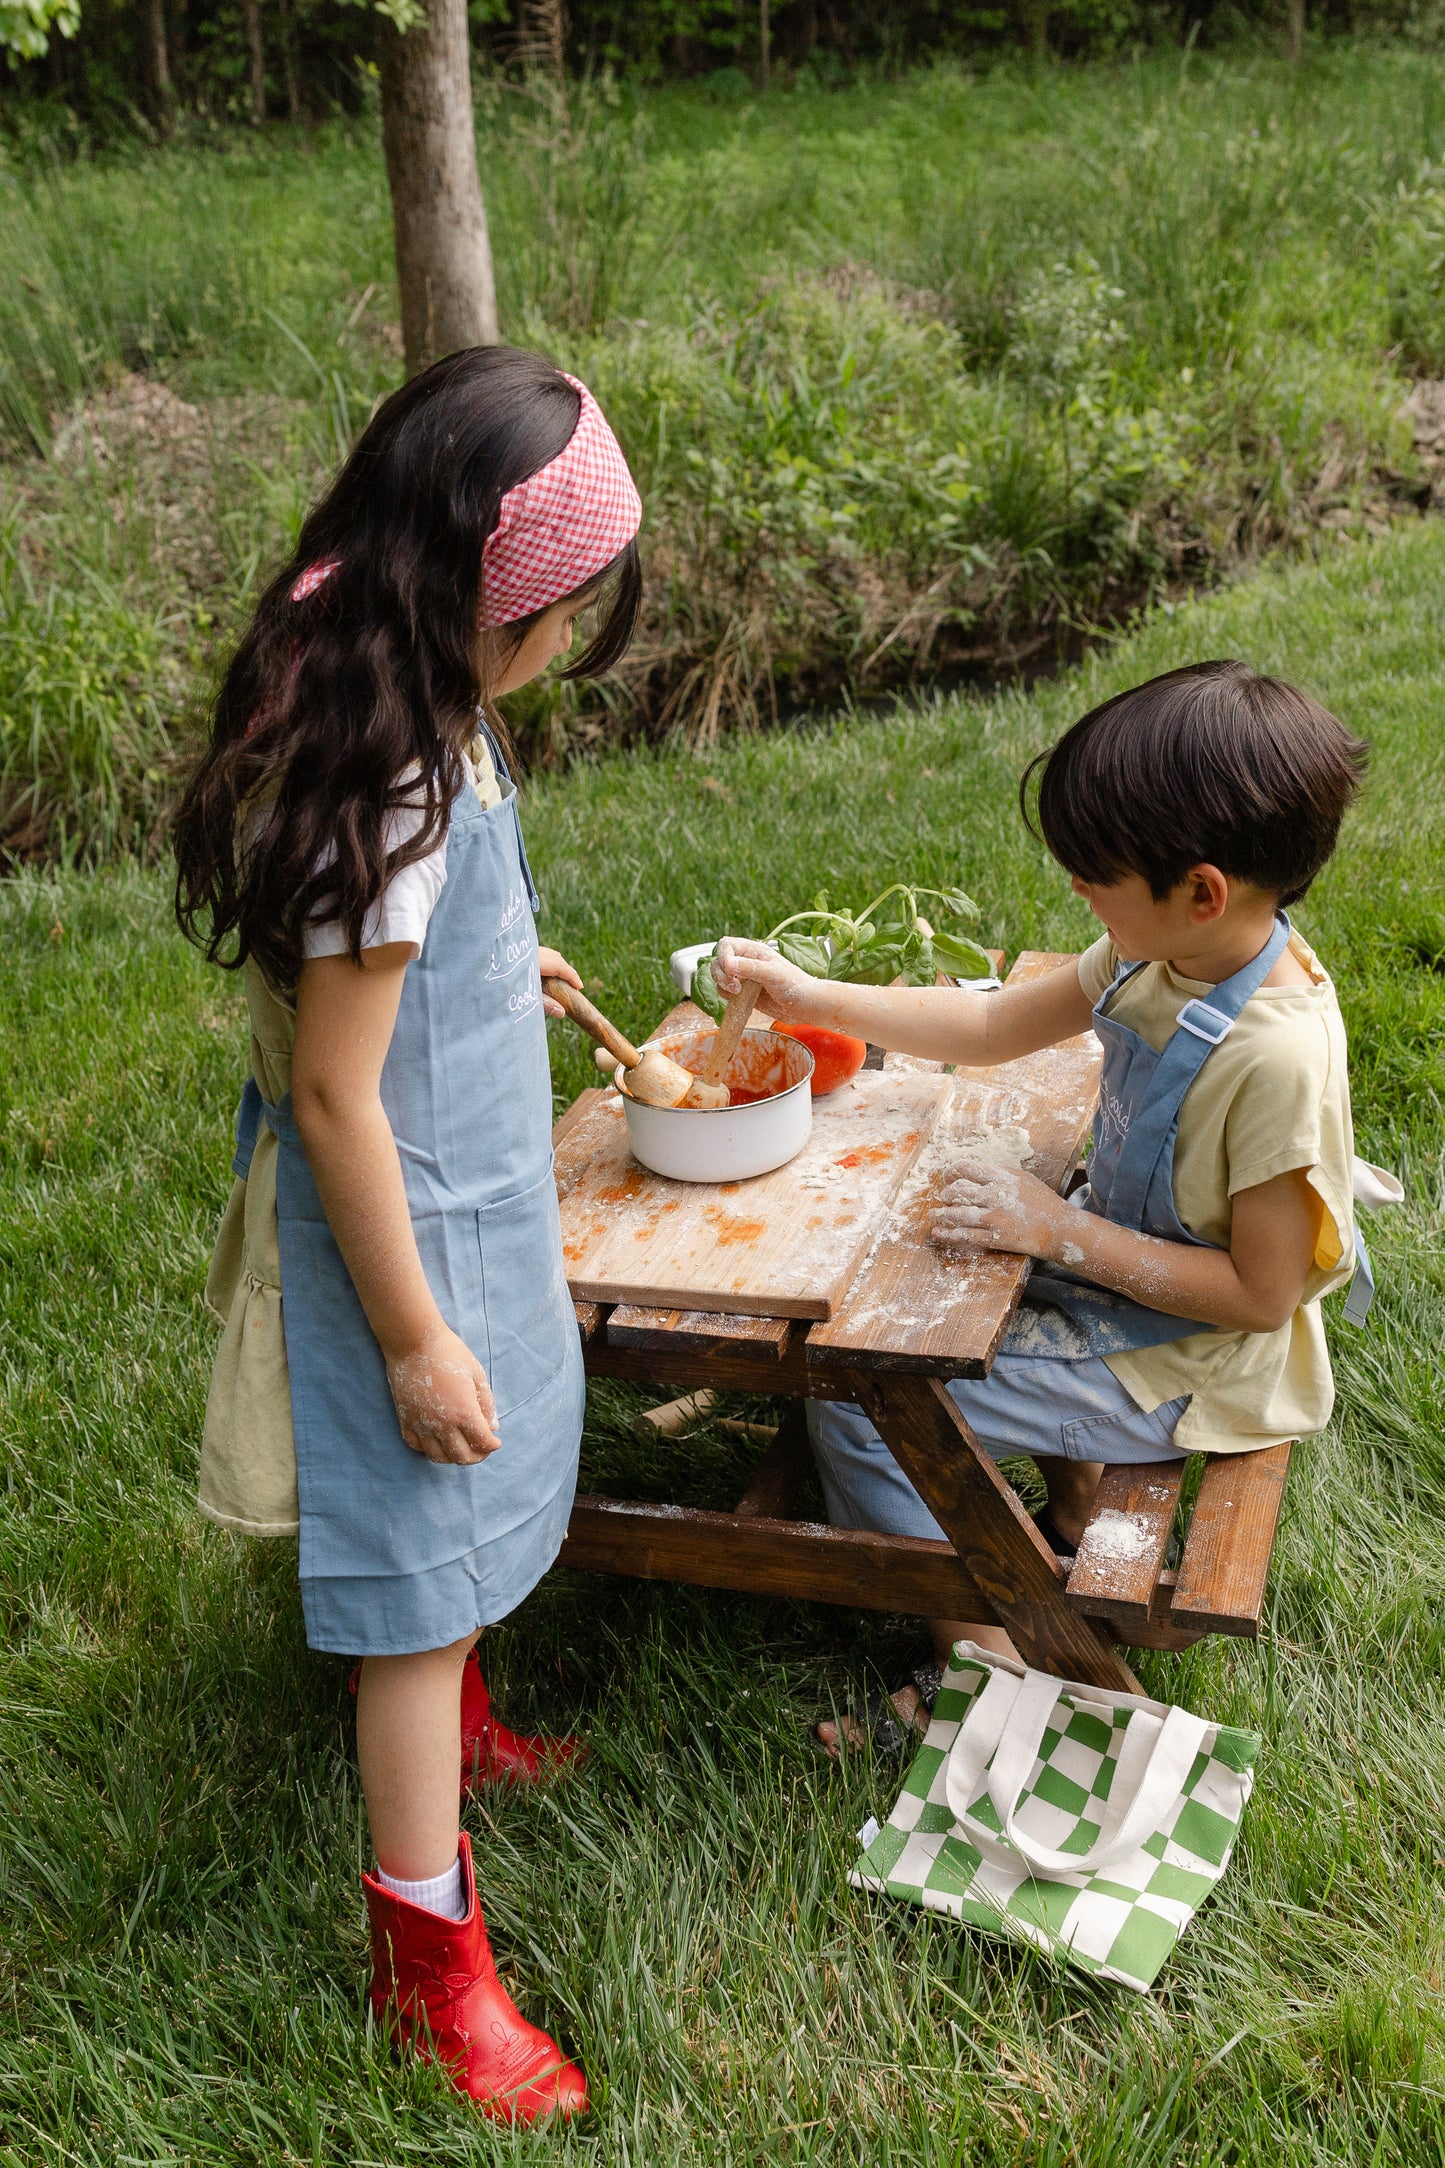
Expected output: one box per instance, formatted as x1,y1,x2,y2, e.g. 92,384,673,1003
551,953,1292,1696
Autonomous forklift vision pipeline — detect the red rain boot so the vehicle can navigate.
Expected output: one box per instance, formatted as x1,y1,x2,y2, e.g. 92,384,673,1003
362,1833,588,2124
348,1655,587,1795
459,1650,587,1794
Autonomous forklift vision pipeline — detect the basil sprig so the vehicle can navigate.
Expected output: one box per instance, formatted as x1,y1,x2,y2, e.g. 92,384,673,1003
691,882,993,1022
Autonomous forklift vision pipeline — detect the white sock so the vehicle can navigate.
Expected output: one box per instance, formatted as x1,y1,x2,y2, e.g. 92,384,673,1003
376,1857,467,1922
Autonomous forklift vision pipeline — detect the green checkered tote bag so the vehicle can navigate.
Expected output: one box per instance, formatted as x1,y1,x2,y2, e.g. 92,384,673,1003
852,1642,1259,1992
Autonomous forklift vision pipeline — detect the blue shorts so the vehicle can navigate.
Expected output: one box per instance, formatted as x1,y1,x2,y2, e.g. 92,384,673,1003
806,1345,1188,1546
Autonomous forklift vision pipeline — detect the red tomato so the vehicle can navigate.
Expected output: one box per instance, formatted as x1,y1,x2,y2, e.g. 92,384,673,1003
774,1021,868,1096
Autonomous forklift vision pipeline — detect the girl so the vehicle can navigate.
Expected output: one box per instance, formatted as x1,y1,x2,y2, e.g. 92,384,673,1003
175,347,643,2123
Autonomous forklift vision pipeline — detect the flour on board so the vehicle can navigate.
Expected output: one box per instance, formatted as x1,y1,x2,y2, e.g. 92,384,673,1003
950,1122,1036,1172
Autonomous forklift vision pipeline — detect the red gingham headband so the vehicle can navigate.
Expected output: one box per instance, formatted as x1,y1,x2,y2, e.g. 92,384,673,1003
290,373,641,626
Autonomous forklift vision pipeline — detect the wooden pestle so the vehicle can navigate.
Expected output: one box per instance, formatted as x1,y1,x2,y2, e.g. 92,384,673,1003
543,978,729,1111
699,980,763,1089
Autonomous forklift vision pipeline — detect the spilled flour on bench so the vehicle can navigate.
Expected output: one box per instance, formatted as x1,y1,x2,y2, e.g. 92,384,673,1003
1079,1509,1153,1565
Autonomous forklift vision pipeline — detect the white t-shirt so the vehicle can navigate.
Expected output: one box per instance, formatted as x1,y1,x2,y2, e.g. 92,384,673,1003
302,733,504,961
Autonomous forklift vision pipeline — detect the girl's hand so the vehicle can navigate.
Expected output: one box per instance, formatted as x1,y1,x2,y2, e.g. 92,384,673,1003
930,1156,1070,1261
714,936,822,1026
538,948,582,1018
387,1326,501,1464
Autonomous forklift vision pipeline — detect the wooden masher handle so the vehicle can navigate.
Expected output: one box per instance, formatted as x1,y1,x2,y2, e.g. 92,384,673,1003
700,979,762,1085
542,977,640,1069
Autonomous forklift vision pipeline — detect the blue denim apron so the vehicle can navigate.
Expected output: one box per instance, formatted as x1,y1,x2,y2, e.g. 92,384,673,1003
236,736,584,1655
807,914,1338,1535
1027,908,1373,1354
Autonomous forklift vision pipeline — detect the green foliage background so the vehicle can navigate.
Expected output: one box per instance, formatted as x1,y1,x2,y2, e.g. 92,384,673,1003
10,0,1445,140
6,45,1445,857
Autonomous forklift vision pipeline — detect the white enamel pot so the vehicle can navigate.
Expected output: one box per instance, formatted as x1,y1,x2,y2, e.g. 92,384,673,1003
614,1026,814,1183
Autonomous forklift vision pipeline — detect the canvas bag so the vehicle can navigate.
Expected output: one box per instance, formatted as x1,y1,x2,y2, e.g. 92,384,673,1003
851,1642,1259,1992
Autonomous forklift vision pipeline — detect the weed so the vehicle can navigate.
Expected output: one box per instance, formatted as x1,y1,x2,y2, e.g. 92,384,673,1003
2,519,1444,2160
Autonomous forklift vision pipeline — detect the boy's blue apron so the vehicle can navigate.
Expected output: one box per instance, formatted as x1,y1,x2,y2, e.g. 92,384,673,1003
231,738,585,1655
1018,911,1373,1361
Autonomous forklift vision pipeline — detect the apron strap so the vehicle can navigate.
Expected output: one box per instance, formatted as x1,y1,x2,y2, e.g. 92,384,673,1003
231,1076,285,1177
1342,1226,1375,1326
231,1076,265,1180
1102,912,1294,1232
474,713,541,916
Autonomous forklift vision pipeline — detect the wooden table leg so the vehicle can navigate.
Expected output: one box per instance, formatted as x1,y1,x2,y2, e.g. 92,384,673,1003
857,1373,1142,1693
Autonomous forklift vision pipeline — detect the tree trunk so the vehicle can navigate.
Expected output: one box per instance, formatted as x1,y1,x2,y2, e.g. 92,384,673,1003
518,0,566,79
759,0,770,85
378,0,499,371
242,0,266,122
1021,0,1049,55
144,0,174,124
1285,0,1305,62
279,0,301,121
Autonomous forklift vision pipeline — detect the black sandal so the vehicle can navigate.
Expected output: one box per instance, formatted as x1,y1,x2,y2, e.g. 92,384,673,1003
1033,1508,1078,1567
811,1665,942,1760
911,1662,943,1713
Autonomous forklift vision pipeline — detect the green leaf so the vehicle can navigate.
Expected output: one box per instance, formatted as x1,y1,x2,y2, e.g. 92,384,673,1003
931,932,996,979
777,932,832,976
691,953,727,1021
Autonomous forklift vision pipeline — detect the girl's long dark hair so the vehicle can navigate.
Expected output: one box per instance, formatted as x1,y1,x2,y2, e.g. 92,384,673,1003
174,345,640,991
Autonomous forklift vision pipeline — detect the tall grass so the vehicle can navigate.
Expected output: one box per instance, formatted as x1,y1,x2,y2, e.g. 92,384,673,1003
1,520,1443,2162
3,43,1445,849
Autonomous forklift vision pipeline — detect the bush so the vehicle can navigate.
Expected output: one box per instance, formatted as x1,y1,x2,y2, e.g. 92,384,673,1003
0,514,182,858
0,46,1441,849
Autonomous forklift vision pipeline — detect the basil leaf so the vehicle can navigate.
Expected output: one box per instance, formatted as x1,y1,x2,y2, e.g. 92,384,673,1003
899,937,936,985
931,931,995,978
777,933,832,976
691,953,727,1021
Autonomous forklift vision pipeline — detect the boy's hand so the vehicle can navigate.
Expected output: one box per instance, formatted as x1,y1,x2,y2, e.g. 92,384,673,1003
714,936,821,1025
930,1156,1069,1260
537,948,582,1017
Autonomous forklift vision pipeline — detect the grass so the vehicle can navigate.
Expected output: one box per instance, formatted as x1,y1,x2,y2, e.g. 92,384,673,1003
10,41,1445,846
2,515,1444,2162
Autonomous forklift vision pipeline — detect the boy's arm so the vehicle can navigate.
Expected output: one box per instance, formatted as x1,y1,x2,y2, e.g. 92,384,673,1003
932,1156,1320,1335
713,937,1094,1067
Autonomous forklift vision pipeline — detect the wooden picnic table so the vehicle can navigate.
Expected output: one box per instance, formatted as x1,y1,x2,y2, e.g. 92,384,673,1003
551,954,1291,1695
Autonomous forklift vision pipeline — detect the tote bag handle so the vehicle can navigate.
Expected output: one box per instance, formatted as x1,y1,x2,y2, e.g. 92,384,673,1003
944,1664,1211,1878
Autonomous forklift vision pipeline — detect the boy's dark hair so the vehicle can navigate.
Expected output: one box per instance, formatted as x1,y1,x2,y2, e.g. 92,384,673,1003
1022,660,1368,907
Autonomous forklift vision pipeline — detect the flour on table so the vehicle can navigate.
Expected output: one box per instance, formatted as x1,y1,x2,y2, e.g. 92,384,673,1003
951,1122,1035,1171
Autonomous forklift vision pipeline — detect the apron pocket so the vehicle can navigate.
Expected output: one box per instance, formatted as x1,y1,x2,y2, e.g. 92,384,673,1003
476,1166,571,1423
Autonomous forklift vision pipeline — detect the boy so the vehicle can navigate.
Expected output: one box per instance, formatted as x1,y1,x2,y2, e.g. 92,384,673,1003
715,660,1368,1753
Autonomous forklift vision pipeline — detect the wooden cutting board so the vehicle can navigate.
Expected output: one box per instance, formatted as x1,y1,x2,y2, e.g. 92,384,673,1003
806,953,1103,1373
555,1067,952,1320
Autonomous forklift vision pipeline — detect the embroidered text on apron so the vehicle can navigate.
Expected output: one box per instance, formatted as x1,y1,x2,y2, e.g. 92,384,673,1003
240,737,584,1654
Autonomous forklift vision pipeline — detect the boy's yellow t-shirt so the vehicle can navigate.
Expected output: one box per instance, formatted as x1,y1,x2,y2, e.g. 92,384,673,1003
1075,926,1357,1456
